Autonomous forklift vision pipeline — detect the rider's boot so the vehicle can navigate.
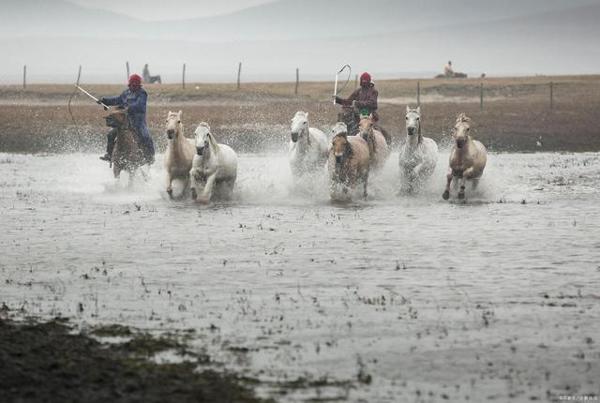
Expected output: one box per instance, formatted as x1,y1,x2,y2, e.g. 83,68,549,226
100,129,117,162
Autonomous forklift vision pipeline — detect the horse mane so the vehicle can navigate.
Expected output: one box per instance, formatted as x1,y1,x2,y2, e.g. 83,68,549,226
197,122,220,154
456,113,471,123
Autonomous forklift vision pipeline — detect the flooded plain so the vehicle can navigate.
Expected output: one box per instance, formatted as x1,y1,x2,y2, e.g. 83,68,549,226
1,150,599,402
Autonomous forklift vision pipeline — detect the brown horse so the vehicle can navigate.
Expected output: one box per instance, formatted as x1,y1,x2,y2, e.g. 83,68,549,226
105,109,146,183
358,115,390,170
328,122,370,200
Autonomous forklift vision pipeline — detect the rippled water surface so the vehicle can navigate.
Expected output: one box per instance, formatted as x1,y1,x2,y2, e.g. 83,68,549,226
1,151,599,402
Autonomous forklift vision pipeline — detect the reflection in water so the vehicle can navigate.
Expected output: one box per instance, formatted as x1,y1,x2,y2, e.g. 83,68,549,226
1,152,600,402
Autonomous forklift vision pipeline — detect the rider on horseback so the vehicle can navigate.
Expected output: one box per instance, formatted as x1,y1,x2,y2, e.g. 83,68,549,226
99,74,155,165
334,72,391,145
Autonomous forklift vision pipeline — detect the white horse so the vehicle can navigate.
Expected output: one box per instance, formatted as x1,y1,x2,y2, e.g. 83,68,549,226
288,111,329,176
189,122,238,204
398,106,438,192
443,113,487,200
164,110,196,198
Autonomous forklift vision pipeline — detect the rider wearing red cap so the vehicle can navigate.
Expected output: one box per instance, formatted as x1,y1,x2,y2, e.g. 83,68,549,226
99,74,155,164
335,72,379,118
334,72,390,144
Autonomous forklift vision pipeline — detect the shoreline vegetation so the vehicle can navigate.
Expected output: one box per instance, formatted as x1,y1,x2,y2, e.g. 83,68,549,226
1,75,599,154
0,315,272,403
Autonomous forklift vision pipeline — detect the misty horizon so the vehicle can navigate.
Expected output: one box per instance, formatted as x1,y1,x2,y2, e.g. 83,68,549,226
1,0,599,84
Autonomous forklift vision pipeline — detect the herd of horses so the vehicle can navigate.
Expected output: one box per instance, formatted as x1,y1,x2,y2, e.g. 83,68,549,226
105,105,488,203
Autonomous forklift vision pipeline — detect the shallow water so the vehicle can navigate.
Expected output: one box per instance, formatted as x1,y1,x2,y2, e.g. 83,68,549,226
1,151,599,402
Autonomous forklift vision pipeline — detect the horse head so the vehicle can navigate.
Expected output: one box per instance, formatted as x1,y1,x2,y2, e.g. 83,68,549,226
194,122,212,156
105,109,129,130
290,111,309,144
331,122,351,165
405,106,421,138
165,110,183,140
453,113,472,149
358,114,374,139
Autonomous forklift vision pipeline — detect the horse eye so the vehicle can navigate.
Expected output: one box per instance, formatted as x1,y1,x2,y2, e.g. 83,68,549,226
178,120,181,124
416,118,420,121
405,117,408,120
467,127,470,131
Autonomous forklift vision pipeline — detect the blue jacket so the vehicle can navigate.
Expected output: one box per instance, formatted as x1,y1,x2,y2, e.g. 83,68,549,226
102,88,152,142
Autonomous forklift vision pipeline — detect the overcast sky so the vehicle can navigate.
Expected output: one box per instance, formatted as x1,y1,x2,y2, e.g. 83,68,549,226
68,0,276,20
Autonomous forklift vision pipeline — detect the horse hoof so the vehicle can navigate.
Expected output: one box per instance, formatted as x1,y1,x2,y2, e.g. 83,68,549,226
191,188,197,200
458,192,465,200
442,190,450,200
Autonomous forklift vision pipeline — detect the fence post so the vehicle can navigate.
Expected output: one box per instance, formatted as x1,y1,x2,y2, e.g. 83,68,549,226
23,65,27,89
480,82,484,111
295,68,299,95
417,81,421,107
182,63,186,89
76,65,82,86
237,62,242,90
126,61,130,80
550,81,554,110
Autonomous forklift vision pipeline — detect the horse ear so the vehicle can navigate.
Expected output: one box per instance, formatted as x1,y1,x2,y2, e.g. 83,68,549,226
178,110,183,119
416,106,421,114
406,105,410,113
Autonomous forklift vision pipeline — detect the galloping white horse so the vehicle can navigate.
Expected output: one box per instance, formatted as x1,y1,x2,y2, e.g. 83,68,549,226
288,111,329,176
189,122,238,204
164,110,196,198
443,113,487,200
398,106,438,192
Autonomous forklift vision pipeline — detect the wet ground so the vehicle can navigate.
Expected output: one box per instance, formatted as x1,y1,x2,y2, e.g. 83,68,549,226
1,150,599,402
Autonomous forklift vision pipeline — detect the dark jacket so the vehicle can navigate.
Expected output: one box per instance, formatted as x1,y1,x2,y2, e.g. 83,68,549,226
335,83,379,117
102,88,151,141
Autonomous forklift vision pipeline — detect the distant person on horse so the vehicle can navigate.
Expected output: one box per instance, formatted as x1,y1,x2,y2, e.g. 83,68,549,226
334,72,391,145
444,61,455,77
143,64,162,84
99,74,155,165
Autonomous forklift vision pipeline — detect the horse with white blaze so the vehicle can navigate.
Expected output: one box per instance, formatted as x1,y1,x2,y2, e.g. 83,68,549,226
398,106,438,193
288,111,329,176
189,122,238,204
443,113,487,200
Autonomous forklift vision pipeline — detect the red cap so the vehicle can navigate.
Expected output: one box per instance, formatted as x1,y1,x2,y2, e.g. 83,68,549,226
128,74,142,86
360,72,371,83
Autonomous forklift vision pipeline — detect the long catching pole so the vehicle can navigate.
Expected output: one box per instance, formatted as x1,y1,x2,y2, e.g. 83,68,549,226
333,64,351,104
76,85,109,110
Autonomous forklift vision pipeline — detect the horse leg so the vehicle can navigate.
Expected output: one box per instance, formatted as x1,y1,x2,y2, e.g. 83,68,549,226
458,176,467,200
363,169,369,199
443,169,452,200
197,173,216,204
166,172,174,198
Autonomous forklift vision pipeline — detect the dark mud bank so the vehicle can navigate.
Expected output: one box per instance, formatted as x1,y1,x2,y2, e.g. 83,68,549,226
0,317,271,403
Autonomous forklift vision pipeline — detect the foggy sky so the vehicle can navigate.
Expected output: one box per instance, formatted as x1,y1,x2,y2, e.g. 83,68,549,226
67,0,276,20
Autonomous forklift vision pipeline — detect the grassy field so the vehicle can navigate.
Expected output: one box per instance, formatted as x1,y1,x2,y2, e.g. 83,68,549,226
1,75,599,153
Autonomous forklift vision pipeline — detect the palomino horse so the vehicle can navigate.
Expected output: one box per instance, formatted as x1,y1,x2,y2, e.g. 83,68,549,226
443,113,487,200
105,109,146,184
164,110,196,198
358,115,390,170
189,123,238,204
288,111,329,177
398,106,438,193
328,122,370,201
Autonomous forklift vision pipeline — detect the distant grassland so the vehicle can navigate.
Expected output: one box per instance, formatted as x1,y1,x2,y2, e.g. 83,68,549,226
1,75,599,153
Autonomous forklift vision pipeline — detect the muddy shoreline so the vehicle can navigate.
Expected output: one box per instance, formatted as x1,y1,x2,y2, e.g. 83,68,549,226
0,314,271,403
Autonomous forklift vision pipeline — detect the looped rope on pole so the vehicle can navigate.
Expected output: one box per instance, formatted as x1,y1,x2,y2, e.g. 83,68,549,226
335,64,352,96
